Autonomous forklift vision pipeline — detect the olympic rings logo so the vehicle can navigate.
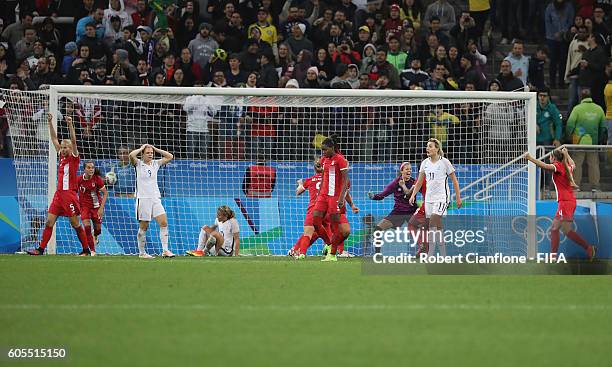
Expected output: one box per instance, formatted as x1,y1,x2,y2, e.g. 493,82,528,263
511,216,576,244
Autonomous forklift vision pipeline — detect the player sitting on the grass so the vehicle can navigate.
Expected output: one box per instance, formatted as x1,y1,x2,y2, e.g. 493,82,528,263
78,161,108,256
129,144,175,259
27,113,91,256
525,147,596,260
313,135,350,263
187,205,240,257
368,162,422,254
409,138,462,256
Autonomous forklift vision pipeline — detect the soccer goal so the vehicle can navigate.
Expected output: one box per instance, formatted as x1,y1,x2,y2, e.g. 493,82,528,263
3,86,536,256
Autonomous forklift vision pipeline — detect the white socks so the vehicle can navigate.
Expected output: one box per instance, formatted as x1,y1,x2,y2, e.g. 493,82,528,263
197,229,208,251
160,226,169,252
137,229,146,254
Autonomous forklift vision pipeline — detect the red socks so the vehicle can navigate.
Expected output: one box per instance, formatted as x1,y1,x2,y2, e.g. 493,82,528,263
74,225,89,251
566,230,590,251
40,226,53,249
84,225,95,252
550,229,560,254
297,235,311,255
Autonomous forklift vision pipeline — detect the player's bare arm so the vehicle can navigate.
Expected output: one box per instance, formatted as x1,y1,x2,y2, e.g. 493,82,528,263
346,192,359,213
296,179,306,196
65,115,78,156
409,172,425,205
98,185,108,219
47,113,61,152
450,172,462,209
129,144,147,166
561,147,576,169
338,169,349,208
153,146,174,166
525,152,555,171
233,232,240,256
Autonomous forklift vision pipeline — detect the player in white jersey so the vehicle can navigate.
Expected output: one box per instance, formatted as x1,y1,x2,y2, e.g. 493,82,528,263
409,138,462,256
129,144,175,259
186,206,240,257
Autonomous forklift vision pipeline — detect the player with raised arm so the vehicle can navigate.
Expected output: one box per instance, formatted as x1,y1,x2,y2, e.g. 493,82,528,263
313,136,350,262
368,162,421,254
129,144,175,259
525,147,595,259
27,113,91,256
409,138,462,256
78,161,108,256
186,206,240,257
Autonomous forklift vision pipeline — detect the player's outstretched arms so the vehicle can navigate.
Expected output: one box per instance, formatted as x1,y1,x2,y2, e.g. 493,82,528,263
65,116,78,156
47,113,61,152
524,152,555,171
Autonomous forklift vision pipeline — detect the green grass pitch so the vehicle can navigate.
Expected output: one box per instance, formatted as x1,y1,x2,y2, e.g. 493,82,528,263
1,255,611,367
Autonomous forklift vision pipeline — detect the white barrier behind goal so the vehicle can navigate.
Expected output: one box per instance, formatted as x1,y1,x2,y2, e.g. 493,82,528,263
3,87,536,256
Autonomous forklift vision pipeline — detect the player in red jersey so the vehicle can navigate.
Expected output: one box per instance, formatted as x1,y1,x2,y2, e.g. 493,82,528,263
325,182,359,257
27,113,90,255
525,147,595,260
78,161,108,256
313,136,350,262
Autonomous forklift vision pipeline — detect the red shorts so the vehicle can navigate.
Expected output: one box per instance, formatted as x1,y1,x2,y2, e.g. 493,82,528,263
81,206,102,223
313,195,341,215
555,200,576,222
48,190,80,217
411,209,426,224
304,211,332,227
324,212,349,224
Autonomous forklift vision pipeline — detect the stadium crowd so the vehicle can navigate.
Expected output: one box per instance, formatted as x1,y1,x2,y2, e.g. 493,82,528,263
0,0,610,184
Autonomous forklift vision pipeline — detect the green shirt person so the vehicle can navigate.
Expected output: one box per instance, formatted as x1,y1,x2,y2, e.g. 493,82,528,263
536,89,562,146
566,93,606,145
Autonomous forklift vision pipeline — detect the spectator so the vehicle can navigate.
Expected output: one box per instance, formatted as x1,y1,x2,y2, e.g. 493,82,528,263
188,23,218,70
292,49,313,85
225,53,248,87
214,2,235,32
422,61,454,90
247,26,273,55
224,12,248,54
175,47,203,85
427,105,459,148
104,0,133,35
76,6,105,42
528,46,548,91
365,48,400,89
358,72,371,89
496,0,521,44
400,0,423,31
422,0,456,33
259,51,279,88
279,3,308,41
497,59,525,91
578,34,607,108
26,41,50,70
302,66,324,88
591,7,610,45
400,58,429,89
248,7,278,53
419,33,439,65
565,25,589,112
335,38,361,65
14,27,38,61
311,7,335,48
536,88,562,146
504,40,530,85
137,26,154,65
75,0,96,21
2,12,33,48
136,59,150,85
544,0,574,88
427,16,450,48
208,69,228,87
80,22,111,64
131,0,154,28
383,4,403,41
606,60,612,147
330,63,353,89
447,45,461,77
339,0,357,24
386,36,408,73
111,146,136,197
333,9,353,38
114,26,140,65
242,156,276,198
239,40,261,73
355,1,384,31
426,45,451,74
151,71,165,86
245,71,259,88
110,49,138,85
92,62,108,85
61,42,78,77
154,53,175,82
168,68,191,86
360,43,376,74
566,89,606,190
347,64,360,88
353,25,372,56
31,57,62,89
449,11,478,54
314,48,335,81
104,15,124,48
468,0,490,40
459,53,484,90
38,17,62,57
287,24,313,55
183,94,220,159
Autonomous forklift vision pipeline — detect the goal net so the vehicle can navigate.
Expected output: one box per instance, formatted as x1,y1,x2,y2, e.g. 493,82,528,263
3,87,536,256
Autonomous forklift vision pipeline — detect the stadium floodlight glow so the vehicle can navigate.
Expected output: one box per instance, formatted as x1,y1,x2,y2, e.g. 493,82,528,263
4,86,536,256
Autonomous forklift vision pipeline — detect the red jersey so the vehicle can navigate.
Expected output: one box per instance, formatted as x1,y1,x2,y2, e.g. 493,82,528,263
58,154,80,191
320,153,349,198
302,173,323,212
552,161,576,202
78,174,105,209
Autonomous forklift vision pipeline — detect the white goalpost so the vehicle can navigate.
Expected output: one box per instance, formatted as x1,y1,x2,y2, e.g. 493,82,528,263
3,86,537,257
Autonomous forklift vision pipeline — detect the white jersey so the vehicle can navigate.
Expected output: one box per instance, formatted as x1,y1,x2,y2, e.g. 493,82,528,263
216,217,240,254
135,159,162,199
419,157,455,203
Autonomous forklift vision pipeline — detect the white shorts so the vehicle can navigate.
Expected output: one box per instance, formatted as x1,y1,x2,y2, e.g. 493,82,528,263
425,202,449,218
136,198,166,221
208,246,233,257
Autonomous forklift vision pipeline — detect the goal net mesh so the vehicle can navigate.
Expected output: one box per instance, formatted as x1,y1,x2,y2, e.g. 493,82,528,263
3,88,531,256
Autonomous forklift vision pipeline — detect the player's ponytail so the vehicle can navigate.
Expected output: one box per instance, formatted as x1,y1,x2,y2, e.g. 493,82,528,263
218,205,235,219
553,149,578,189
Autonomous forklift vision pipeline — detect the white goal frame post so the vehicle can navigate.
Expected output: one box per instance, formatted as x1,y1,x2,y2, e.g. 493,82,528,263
41,86,537,255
